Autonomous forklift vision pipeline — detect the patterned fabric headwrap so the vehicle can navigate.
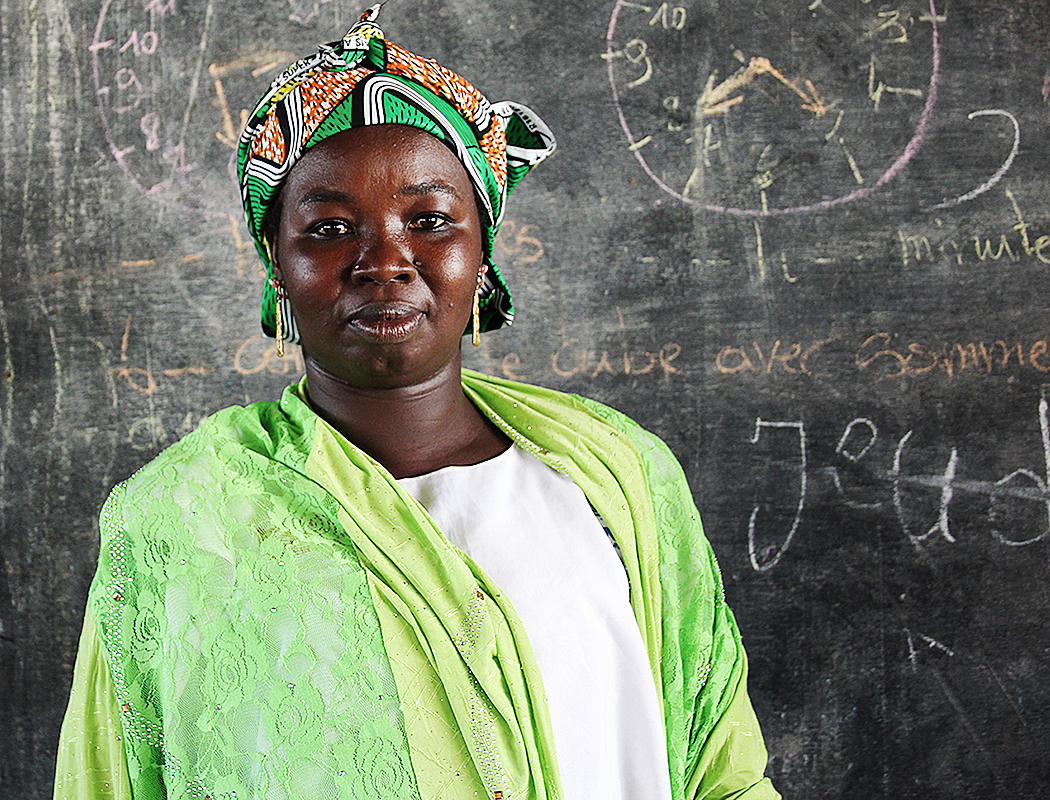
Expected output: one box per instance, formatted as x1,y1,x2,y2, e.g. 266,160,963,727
237,4,557,344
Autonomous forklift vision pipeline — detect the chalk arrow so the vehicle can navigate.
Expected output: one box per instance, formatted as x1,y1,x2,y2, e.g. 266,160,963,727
701,57,828,117
905,628,955,671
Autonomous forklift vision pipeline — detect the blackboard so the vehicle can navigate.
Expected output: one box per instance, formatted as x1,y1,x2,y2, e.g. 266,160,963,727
3,0,1050,796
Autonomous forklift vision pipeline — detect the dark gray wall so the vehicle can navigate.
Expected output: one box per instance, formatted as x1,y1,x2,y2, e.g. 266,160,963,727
3,0,1050,796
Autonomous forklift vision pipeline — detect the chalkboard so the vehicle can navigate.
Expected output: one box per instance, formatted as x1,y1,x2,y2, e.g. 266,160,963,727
3,0,1050,796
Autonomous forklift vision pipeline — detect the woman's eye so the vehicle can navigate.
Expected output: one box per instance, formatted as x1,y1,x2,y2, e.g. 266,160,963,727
412,213,450,231
310,219,351,237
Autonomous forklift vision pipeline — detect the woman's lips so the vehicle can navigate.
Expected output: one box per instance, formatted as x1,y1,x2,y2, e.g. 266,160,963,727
346,302,424,343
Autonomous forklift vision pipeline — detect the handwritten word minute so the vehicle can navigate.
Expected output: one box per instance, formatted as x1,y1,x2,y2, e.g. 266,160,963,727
899,189,1050,269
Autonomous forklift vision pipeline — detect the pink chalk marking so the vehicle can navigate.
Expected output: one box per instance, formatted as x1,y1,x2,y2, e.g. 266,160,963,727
606,0,942,216
93,0,224,219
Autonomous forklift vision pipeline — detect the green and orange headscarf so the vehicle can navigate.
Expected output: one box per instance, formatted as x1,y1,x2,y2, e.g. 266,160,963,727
237,4,557,344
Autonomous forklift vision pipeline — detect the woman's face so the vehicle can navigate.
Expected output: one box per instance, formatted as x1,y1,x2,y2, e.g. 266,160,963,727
273,124,485,389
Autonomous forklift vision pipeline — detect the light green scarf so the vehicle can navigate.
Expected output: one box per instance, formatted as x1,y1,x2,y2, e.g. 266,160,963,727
73,370,773,800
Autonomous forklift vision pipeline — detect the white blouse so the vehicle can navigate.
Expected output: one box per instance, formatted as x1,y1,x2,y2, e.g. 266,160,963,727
399,444,672,800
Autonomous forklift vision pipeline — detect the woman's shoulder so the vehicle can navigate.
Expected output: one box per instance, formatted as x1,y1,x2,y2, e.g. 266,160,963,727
461,368,634,423
569,393,687,481
111,384,315,500
461,369,681,471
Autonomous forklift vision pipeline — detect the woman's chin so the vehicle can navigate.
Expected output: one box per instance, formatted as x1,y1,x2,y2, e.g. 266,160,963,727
303,342,463,393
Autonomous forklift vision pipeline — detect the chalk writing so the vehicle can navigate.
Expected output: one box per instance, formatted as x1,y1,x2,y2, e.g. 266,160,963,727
113,317,212,396
92,0,349,217
551,339,681,378
716,338,836,377
119,29,158,56
210,52,296,148
855,333,1050,379
716,332,1050,381
601,1,690,92
233,336,305,376
746,221,806,283
92,0,198,206
128,411,208,451
863,8,913,44
893,430,958,547
748,419,807,572
747,174,1041,287
867,53,923,110
601,37,654,89
468,309,685,382
648,2,687,29
287,0,334,26
837,418,878,462
599,0,692,100
143,0,176,17
747,390,1050,571
494,220,545,264
111,68,145,114
902,189,1049,267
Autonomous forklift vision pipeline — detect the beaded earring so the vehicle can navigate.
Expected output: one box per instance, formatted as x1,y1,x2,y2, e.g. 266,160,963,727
270,277,287,359
472,268,485,347
265,236,287,359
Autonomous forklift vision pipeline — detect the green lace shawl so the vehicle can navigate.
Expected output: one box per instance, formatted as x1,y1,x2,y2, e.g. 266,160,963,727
58,371,776,800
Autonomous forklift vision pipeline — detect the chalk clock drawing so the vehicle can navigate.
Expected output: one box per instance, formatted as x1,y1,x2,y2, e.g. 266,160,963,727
605,0,943,216
90,0,349,219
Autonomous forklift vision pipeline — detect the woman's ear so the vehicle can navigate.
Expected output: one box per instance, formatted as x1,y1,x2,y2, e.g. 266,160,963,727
264,235,282,281
262,189,285,278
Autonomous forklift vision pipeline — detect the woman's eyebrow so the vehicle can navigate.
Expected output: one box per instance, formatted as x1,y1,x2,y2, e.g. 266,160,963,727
399,181,461,198
297,183,460,207
298,189,352,206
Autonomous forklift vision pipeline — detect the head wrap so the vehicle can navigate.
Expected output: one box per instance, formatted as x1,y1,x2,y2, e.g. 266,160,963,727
237,4,557,343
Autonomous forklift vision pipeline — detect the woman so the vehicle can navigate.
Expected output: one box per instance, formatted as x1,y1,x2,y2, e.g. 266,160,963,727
55,7,779,799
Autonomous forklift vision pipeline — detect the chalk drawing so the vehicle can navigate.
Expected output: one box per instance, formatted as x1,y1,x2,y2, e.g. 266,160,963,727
747,418,807,572
837,418,878,462
929,110,1020,210
893,430,959,547
906,627,955,671
990,387,1050,546
606,0,942,216
751,392,1050,570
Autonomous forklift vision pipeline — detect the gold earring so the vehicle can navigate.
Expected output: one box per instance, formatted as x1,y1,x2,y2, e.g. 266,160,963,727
472,268,485,347
271,277,286,359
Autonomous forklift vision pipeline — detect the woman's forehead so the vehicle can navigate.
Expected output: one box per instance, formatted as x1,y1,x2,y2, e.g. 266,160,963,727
288,125,473,192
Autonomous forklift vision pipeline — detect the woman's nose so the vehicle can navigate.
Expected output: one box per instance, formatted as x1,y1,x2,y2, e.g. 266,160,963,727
351,234,417,285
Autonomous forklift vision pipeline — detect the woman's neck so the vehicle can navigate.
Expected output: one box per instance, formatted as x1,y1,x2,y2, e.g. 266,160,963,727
302,354,510,479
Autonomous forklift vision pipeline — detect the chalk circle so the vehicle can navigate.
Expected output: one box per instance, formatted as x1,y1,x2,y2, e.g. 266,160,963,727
605,0,943,217
91,0,343,220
